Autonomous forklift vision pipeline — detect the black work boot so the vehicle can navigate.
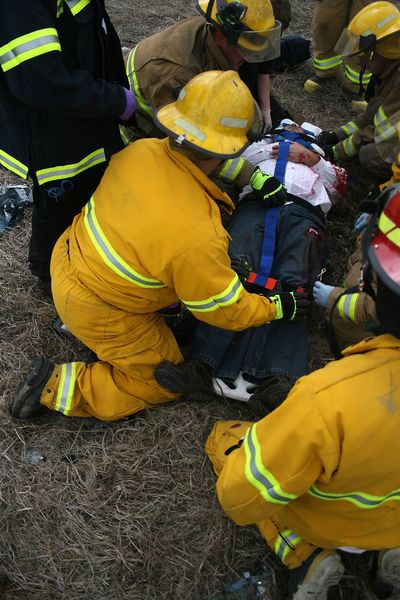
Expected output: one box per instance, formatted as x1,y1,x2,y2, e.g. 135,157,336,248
247,373,293,417
154,359,213,401
11,357,54,418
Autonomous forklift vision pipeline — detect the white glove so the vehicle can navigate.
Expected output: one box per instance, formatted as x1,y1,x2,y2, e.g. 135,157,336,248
261,108,272,133
313,281,335,308
353,212,370,233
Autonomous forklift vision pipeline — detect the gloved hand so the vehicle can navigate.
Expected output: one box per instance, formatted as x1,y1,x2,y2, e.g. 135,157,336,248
353,212,370,233
119,88,137,122
230,256,251,282
261,108,272,133
248,168,287,208
312,281,334,308
269,290,310,321
317,130,340,147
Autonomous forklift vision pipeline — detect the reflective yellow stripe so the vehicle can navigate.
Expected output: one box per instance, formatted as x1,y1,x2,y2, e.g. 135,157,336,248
341,121,359,136
182,274,243,313
119,126,131,147
84,196,166,288
0,28,61,72
344,63,371,85
314,54,343,70
374,105,387,127
379,212,400,248
343,134,358,158
126,46,153,117
274,529,303,563
243,425,297,505
218,157,245,182
65,0,92,16
337,293,358,322
310,484,400,509
54,363,77,415
0,148,28,179
57,0,64,17
36,148,106,185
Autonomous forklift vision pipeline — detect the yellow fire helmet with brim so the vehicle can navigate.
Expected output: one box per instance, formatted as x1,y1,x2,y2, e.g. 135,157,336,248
196,0,282,62
375,109,400,165
335,1,400,59
153,70,259,159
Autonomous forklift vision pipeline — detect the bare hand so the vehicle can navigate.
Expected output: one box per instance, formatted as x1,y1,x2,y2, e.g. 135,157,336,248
271,142,320,167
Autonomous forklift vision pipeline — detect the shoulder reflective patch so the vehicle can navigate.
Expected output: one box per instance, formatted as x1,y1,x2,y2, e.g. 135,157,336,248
65,0,92,16
84,197,166,288
309,484,400,508
182,274,242,313
0,28,60,72
243,424,297,505
36,148,106,185
55,363,77,415
0,148,28,179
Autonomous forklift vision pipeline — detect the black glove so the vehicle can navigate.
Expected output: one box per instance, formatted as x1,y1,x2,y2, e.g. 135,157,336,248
317,130,340,147
230,256,252,283
248,168,287,208
269,290,310,321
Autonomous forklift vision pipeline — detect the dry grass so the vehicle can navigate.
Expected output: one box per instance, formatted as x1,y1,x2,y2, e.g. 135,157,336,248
0,0,375,598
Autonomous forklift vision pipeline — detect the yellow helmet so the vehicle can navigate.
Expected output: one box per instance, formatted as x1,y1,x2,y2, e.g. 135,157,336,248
154,70,256,158
335,1,400,59
195,0,282,62
375,109,400,165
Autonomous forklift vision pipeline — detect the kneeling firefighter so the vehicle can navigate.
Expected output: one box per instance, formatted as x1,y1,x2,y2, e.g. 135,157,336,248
11,70,308,422
205,183,400,599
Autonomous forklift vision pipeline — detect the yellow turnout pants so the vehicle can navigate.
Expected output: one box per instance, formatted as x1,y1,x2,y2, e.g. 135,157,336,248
40,233,182,421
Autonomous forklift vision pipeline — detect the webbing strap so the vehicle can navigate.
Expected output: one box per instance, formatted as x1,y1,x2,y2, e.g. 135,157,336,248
252,141,290,287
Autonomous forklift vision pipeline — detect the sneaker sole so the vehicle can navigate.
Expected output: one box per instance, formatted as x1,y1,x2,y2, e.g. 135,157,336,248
292,553,345,600
379,548,400,588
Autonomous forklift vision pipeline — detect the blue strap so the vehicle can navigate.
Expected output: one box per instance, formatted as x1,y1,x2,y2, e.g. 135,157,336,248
253,142,290,287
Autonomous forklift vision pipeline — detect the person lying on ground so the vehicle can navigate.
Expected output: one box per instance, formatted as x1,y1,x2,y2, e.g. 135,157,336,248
10,70,308,422
155,120,347,416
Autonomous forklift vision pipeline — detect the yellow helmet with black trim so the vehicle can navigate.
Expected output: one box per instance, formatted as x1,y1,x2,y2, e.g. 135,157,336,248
335,1,400,59
196,0,282,62
154,70,257,158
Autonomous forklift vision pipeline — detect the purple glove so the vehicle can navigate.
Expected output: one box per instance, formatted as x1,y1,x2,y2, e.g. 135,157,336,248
119,88,137,121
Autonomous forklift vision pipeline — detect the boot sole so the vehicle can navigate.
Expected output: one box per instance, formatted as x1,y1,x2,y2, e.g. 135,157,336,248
292,553,344,600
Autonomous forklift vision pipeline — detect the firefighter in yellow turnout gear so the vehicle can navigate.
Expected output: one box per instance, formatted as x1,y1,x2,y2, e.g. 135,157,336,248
318,1,400,184
206,184,400,599
11,71,305,422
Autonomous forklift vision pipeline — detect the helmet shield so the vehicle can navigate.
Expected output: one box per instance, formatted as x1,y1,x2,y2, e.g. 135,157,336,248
334,28,376,57
237,20,282,62
375,110,400,165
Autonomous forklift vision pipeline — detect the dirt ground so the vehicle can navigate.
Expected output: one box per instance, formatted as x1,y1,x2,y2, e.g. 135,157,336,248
0,1,377,599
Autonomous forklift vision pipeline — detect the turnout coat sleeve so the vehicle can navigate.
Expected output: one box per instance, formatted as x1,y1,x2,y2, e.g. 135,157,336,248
216,381,338,525
163,234,279,331
0,0,126,119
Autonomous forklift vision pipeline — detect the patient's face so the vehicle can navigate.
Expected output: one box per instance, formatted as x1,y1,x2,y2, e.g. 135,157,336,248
283,124,305,134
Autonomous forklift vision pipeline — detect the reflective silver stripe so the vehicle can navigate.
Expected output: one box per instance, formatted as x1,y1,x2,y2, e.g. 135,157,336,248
0,30,60,72
341,121,359,136
338,294,357,321
314,55,343,70
343,135,357,158
85,199,165,288
275,531,302,561
0,149,28,179
183,277,242,312
220,116,248,128
310,484,400,508
55,363,76,414
174,118,206,142
219,158,244,182
244,426,296,504
65,0,91,15
36,148,106,184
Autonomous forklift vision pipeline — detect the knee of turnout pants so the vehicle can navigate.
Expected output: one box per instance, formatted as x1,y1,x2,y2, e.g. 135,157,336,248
41,232,183,421
206,420,318,569
359,144,393,184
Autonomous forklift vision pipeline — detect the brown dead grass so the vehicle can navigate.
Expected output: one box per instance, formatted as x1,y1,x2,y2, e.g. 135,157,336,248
0,0,374,598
